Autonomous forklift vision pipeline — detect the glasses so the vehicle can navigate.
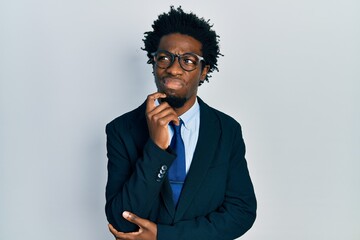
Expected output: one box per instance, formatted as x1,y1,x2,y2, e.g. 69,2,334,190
151,50,205,72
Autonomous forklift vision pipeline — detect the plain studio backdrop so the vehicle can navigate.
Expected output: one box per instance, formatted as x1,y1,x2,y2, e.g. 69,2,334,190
0,0,359,239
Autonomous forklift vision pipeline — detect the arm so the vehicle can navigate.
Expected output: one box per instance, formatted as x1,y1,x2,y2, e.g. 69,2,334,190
105,123,174,232
105,93,179,232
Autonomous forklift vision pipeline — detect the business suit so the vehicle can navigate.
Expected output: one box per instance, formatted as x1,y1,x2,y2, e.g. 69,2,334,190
105,97,256,240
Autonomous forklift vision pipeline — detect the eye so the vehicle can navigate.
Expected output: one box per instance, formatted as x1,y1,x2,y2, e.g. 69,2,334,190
155,51,173,63
157,54,171,62
181,55,198,66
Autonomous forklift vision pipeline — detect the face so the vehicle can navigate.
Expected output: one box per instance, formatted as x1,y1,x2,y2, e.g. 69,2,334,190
153,33,209,109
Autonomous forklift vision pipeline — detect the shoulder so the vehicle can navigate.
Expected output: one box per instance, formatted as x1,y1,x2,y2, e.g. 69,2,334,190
106,101,146,133
198,97,241,129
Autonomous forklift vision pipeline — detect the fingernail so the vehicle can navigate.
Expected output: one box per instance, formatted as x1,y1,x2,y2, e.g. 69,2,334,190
122,211,130,219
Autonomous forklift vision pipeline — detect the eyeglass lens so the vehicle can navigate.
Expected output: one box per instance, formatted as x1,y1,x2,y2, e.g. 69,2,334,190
154,51,201,71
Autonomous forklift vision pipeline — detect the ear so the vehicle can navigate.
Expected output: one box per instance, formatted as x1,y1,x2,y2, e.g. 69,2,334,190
200,65,210,81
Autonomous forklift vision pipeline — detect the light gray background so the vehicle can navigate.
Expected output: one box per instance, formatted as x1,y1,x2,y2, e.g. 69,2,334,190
1,0,359,239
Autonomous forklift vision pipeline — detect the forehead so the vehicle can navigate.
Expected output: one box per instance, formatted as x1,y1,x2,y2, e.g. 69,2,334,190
158,33,203,55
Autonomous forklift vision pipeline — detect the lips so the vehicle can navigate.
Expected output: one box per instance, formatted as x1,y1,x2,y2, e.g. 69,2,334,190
162,78,184,90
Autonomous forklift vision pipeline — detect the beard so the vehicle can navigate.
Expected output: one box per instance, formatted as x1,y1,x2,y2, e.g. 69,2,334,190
161,95,187,108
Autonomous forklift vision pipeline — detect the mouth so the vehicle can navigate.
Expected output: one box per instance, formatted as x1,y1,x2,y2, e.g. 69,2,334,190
162,77,184,91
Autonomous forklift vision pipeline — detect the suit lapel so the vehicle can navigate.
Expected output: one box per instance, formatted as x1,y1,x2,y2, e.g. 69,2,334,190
174,97,221,221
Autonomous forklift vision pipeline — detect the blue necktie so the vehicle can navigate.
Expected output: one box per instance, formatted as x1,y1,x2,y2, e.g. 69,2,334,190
169,120,186,206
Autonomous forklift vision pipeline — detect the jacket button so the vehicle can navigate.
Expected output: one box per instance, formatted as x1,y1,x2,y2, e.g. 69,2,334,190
161,165,168,171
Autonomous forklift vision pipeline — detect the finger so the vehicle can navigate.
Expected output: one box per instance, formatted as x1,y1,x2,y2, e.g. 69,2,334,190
153,104,179,126
152,114,179,130
108,224,136,240
146,92,167,112
147,101,173,117
123,211,150,229
108,224,119,236
146,103,178,126
171,117,180,126
147,106,178,122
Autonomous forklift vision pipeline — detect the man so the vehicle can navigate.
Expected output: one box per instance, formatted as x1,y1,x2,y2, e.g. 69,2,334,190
105,6,257,240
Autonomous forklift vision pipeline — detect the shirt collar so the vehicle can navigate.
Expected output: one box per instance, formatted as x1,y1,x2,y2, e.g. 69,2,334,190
178,98,199,130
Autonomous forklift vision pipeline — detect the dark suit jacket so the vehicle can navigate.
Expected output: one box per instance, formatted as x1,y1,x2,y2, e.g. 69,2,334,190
105,97,256,240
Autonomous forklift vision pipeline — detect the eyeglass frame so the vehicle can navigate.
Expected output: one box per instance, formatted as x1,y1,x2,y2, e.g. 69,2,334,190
151,50,205,72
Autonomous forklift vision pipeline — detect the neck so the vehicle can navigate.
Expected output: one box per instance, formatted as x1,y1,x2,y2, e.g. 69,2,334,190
174,96,196,116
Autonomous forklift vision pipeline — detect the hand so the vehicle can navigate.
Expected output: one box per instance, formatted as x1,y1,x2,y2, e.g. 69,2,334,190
145,92,179,149
108,211,157,240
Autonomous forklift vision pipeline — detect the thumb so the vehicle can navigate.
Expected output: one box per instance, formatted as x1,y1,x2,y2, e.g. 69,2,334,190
172,117,180,126
122,211,147,228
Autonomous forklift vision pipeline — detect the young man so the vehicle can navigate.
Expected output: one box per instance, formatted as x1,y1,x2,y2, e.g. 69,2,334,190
105,6,257,240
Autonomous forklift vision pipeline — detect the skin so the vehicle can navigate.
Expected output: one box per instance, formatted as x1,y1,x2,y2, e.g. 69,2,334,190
109,33,210,240
154,33,210,117
108,212,157,240
147,33,209,150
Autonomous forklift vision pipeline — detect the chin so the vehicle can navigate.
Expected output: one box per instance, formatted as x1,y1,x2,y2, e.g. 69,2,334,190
162,95,187,108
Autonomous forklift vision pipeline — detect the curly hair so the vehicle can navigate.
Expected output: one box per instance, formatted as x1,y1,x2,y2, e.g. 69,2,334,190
142,6,222,85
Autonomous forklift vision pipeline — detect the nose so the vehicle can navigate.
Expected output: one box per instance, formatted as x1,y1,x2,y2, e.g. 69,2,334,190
166,56,183,75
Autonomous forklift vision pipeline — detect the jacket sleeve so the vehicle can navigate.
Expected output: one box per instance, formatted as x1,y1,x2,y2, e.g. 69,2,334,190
157,123,257,240
105,120,175,232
